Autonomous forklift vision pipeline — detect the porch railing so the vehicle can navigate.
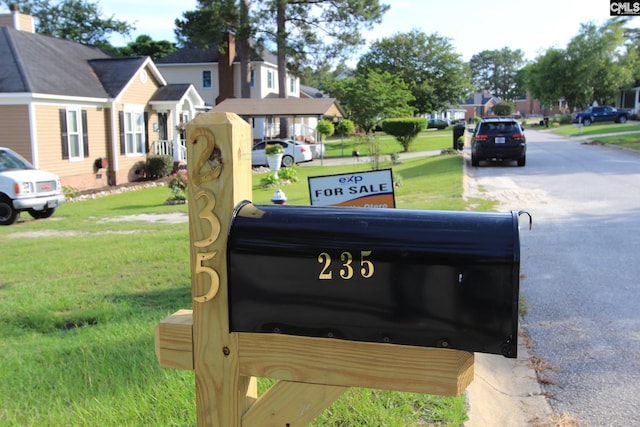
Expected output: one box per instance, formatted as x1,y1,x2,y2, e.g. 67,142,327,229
151,139,187,162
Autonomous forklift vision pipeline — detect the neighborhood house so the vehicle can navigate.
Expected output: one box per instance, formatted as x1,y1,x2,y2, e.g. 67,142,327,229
0,7,204,191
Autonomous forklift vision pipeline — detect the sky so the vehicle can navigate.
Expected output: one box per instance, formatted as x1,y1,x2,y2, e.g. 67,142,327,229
3,0,639,62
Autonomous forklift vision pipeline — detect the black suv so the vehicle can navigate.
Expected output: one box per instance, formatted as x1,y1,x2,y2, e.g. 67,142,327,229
471,117,526,167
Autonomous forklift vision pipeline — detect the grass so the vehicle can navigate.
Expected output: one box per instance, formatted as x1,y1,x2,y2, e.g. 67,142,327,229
547,121,640,151
322,128,453,158
0,147,484,426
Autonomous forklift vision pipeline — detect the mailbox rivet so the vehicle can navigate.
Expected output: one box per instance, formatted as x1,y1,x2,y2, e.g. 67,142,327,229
222,346,230,356
273,327,281,333
383,337,391,343
327,332,334,338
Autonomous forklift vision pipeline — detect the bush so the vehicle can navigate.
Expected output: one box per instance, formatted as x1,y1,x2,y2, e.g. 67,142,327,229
260,172,279,188
493,101,515,116
381,117,427,152
336,119,355,136
166,170,188,202
278,166,299,183
146,155,174,179
317,119,335,141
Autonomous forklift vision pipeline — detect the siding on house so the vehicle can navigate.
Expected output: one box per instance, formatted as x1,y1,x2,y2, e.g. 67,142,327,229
0,105,31,158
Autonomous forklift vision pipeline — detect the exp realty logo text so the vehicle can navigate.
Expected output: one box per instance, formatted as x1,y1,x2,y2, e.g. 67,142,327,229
611,1,640,15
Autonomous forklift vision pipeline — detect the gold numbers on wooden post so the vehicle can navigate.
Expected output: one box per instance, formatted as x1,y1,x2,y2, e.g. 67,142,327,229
189,127,224,304
317,250,375,280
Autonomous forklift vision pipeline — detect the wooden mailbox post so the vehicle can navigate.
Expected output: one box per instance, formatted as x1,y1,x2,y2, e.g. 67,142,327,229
155,112,476,426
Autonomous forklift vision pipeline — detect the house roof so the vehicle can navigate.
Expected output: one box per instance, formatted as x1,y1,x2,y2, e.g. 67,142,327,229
89,56,151,98
0,26,168,100
300,84,327,99
155,42,278,66
210,98,345,118
0,26,110,97
150,84,193,102
462,93,499,106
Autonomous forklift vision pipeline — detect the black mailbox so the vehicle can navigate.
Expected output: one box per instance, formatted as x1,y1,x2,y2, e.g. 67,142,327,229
228,202,522,358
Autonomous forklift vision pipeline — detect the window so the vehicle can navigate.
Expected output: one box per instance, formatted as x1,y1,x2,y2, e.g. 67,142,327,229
289,77,296,93
59,108,88,160
250,69,255,88
267,70,275,89
203,70,212,88
122,108,145,155
67,110,81,158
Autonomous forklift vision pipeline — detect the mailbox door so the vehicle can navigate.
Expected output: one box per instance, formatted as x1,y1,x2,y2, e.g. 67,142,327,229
228,203,520,358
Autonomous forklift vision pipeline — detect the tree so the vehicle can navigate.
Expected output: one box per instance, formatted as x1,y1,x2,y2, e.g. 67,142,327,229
335,119,355,137
525,18,635,112
175,0,253,98
469,48,526,101
523,48,572,111
381,117,426,152
325,69,415,133
117,35,177,59
254,0,388,136
492,101,514,116
357,30,472,116
564,19,633,109
19,0,133,46
316,119,335,141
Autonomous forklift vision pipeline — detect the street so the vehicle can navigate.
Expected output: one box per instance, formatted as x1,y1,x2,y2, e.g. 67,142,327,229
466,129,640,426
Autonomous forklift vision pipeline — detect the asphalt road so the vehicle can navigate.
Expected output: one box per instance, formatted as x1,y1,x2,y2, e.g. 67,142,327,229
466,129,640,426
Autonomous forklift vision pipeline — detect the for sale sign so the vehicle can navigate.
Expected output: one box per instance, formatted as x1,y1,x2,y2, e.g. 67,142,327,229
308,169,395,208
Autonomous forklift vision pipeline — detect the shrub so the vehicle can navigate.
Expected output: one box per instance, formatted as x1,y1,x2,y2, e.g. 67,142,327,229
62,186,79,199
265,144,284,155
146,155,174,179
166,170,188,201
278,166,299,183
317,119,335,141
260,172,279,187
336,119,355,136
381,117,427,152
493,101,515,116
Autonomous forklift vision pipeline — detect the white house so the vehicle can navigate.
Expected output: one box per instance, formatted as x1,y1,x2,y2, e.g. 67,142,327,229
154,34,324,142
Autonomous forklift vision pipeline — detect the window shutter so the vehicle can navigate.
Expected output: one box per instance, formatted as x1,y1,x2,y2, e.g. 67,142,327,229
81,110,89,158
59,109,69,160
144,112,149,153
119,111,125,155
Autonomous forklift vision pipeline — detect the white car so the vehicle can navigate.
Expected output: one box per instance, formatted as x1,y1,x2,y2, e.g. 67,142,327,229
251,139,313,167
0,147,65,225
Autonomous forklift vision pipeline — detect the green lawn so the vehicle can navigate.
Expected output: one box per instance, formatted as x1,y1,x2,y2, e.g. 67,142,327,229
0,149,490,426
548,121,640,150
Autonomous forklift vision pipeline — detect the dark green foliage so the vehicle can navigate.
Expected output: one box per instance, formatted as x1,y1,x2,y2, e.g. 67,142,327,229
493,101,515,116
336,119,355,136
145,155,174,179
117,35,177,59
317,119,335,141
357,30,472,115
381,118,427,152
20,0,133,45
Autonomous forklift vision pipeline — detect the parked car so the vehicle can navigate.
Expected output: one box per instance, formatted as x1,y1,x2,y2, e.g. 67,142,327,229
251,139,313,167
0,147,65,225
572,106,629,126
309,143,325,158
471,117,526,167
427,118,449,130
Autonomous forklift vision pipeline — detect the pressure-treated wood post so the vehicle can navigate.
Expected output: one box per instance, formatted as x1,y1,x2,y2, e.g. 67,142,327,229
187,112,255,426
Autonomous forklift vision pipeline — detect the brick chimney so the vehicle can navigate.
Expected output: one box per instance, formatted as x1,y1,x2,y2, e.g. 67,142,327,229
0,4,35,33
216,29,236,105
